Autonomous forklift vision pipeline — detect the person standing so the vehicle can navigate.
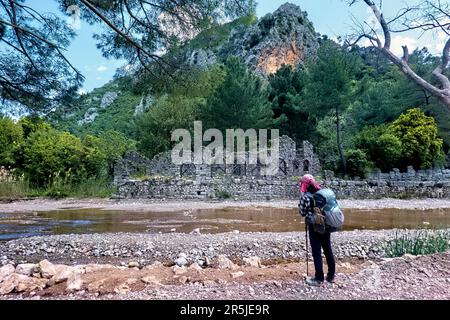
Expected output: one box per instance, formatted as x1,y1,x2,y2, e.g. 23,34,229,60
298,174,336,286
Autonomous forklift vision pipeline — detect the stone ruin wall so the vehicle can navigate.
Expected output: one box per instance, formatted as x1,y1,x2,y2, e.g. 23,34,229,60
113,137,450,200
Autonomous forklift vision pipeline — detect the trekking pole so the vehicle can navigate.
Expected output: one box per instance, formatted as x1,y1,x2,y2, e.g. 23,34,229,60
305,219,309,278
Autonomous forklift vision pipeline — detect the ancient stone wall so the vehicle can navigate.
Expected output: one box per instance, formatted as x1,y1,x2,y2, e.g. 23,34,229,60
114,141,450,200
116,168,450,200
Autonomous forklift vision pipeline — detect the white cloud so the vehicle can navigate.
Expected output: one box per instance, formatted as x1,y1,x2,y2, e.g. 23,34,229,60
428,32,448,55
96,76,103,80
97,65,108,72
390,36,418,57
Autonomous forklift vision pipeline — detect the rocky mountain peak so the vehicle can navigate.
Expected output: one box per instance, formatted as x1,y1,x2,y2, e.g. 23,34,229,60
227,2,319,76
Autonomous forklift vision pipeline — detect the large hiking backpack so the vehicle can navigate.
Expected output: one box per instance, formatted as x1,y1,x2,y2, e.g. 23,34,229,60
312,188,344,232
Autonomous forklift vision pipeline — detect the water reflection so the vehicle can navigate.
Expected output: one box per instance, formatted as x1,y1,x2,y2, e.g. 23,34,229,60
0,207,449,241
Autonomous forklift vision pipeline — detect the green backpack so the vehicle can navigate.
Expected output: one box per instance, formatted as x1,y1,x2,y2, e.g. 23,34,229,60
312,188,344,233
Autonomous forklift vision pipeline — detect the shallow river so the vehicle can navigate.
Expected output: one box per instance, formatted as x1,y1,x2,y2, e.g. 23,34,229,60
1,207,450,241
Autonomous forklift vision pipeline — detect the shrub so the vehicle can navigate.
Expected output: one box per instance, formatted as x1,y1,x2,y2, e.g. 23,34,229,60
0,117,23,167
384,229,450,257
344,149,372,178
388,108,445,169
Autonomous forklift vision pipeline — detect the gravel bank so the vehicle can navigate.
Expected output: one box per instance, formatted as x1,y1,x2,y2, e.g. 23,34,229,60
2,198,450,214
1,229,435,267
1,251,448,300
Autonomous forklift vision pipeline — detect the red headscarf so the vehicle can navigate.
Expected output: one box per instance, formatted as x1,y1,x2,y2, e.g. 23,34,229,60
300,174,321,193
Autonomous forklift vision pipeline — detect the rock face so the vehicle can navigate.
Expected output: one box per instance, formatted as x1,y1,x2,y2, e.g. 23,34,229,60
226,3,319,76
100,92,118,109
77,107,99,126
133,95,154,117
185,49,217,69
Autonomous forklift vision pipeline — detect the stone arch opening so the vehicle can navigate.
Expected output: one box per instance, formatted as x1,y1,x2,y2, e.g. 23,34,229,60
303,159,310,173
180,164,196,177
279,158,287,175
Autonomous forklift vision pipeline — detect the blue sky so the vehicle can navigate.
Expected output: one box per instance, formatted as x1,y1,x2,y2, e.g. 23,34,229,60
25,0,445,93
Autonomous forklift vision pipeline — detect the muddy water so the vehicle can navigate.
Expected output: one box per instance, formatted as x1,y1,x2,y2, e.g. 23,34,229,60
1,207,450,241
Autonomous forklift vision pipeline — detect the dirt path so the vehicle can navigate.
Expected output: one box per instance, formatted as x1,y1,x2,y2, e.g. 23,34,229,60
1,251,449,300
2,198,450,213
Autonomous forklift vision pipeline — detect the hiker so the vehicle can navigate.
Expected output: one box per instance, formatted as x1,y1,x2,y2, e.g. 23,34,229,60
298,174,336,286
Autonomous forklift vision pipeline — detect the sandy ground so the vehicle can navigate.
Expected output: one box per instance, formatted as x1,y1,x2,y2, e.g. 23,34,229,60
2,198,450,213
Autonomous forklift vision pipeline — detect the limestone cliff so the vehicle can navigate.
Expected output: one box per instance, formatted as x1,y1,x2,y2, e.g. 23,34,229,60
223,3,319,76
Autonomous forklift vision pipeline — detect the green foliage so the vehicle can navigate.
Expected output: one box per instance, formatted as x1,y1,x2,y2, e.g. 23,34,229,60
52,82,142,138
355,125,402,171
0,180,29,199
343,149,372,178
187,15,257,51
0,1,83,112
0,117,133,191
388,108,445,169
0,175,115,199
302,41,361,174
136,95,206,158
0,117,23,167
40,174,116,199
202,57,275,131
268,65,313,142
83,130,136,174
215,189,232,199
135,64,227,158
18,116,52,138
303,41,360,116
384,229,450,257
16,128,95,187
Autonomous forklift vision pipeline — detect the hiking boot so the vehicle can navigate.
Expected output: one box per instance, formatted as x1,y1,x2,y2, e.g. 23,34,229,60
326,275,335,283
305,277,323,287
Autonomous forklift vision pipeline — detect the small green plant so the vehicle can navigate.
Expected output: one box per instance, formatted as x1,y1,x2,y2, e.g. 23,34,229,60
0,180,30,199
215,189,232,199
391,192,413,200
383,229,450,258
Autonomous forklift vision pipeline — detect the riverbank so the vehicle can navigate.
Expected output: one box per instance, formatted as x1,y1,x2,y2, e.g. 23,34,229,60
1,250,449,300
2,197,450,213
1,198,450,300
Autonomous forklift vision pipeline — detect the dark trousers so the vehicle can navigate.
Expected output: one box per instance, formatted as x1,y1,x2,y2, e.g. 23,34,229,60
308,226,335,281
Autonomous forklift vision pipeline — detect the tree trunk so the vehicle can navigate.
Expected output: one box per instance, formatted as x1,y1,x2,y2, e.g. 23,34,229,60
422,90,430,106
336,105,346,176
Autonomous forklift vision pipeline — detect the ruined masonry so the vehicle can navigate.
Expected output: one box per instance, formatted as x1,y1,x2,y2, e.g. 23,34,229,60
114,136,321,199
114,135,450,200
